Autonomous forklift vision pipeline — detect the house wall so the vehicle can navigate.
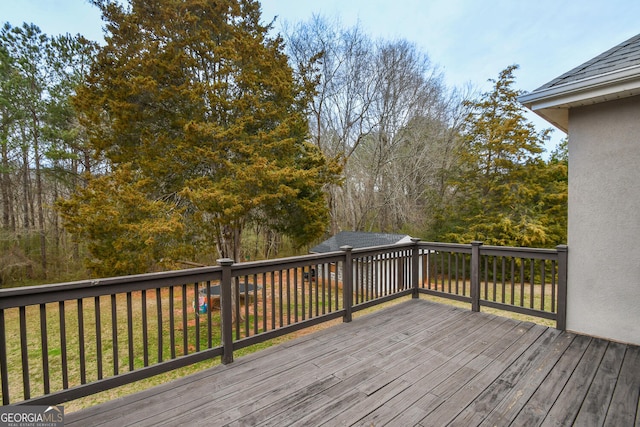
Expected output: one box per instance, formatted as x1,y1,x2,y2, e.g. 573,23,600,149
568,96,640,345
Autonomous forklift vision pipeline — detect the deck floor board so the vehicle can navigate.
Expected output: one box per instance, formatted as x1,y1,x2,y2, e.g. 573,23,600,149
65,299,640,427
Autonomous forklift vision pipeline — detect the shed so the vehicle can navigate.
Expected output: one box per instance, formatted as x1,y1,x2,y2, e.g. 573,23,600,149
310,231,414,295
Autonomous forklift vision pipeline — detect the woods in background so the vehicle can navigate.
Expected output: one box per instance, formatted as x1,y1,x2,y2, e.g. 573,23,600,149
0,1,567,284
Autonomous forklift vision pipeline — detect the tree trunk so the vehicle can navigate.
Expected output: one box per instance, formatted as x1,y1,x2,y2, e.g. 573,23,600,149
1,128,12,230
32,112,47,276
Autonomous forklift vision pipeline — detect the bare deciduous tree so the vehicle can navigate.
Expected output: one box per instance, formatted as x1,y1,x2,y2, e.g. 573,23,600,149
285,16,471,235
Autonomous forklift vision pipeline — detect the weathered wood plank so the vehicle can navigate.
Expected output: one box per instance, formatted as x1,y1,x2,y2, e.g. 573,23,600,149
68,302,407,426
84,300,434,426
567,341,625,427
210,302,460,426
474,331,575,427
138,303,429,426
603,344,640,427
509,334,592,426
416,325,556,426
64,300,640,427
352,316,538,426
261,307,502,426
541,337,609,426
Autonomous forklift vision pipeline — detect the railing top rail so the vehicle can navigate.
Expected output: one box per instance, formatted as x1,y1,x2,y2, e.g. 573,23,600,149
417,241,563,259
230,252,345,276
418,241,472,253
480,245,560,259
0,240,566,309
0,266,223,309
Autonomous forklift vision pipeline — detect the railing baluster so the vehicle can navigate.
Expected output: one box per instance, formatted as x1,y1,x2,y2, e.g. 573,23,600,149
194,283,201,350
126,292,134,371
447,252,452,293
95,297,103,380
387,253,391,294
389,252,394,294
77,299,86,384
254,273,260,334
510,258,516,305
0,309,9,404
321,264,326,314
40,303,50,394
271,271,276,330
551,260,557,313
156,288,162,363
181,284,187,356
244,275,250,336
314,265,319,317
276,271,282,326
501,257,506,304
169,287,175,359
462,253,467,296
262,272,267,330
19,306,29,400
205,281,211,349
142,289,149,366
454,253,459,295
327,265,332,313
376,256,381,298
293,270,299,324
60,301,69,387
540,260,546,312
110,295,117,376
483,256,489,300
492,256,497,302
520,260,525,307
529,258,535,309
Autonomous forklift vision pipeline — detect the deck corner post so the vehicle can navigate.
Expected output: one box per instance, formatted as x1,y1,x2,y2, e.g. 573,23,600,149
341,245,354,323
556,244,568,331
411,238,421,299
218,258,235,364
471,241,483,312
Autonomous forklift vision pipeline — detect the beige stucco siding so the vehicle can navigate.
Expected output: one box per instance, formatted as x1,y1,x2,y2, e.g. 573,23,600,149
568,96,640,345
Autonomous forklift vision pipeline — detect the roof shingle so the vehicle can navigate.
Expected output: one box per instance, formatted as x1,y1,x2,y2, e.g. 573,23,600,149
535,33,640,91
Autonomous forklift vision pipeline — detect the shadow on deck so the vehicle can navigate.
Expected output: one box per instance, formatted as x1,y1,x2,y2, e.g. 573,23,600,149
67,299,640,426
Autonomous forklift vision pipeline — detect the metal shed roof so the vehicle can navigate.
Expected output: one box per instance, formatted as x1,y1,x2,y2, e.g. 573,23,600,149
309,231,412,253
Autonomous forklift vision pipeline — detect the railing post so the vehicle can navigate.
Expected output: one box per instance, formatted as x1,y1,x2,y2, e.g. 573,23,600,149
411,238,421,299
218,258,234,364
556,245,568,331
471,241,483,312
341,245,353,323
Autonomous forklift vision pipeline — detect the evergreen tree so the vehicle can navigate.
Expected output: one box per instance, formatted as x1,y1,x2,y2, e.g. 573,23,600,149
56,164,186,276
438,65,566,247
63,0,340,273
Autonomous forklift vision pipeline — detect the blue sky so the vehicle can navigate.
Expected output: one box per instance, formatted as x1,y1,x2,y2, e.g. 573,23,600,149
3,0,640,148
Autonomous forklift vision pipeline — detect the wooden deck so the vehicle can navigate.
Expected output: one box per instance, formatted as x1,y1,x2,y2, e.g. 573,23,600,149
66,299,640,426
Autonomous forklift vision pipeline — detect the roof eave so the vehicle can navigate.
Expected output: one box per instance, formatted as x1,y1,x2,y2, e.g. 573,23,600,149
519,65,640,133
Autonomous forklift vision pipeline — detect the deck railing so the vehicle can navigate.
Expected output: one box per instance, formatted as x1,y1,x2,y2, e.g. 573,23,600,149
0,240,567,405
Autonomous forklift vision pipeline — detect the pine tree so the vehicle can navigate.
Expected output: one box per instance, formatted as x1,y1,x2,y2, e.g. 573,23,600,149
440,65,565,247
64,0,340,272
